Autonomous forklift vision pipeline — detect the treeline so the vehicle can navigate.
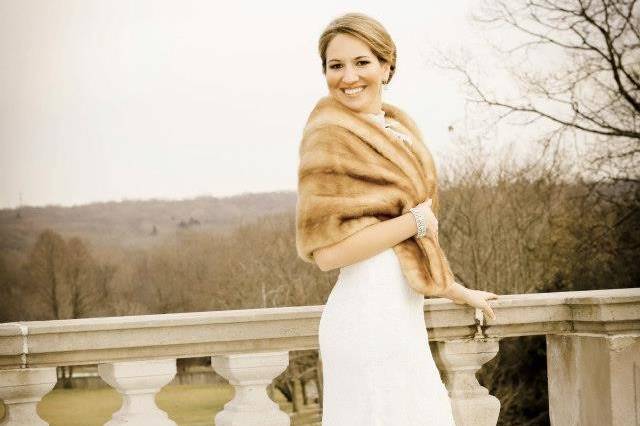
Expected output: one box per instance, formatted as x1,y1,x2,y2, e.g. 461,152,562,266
0,214,333,322
2,177,636,323
0,191,297,253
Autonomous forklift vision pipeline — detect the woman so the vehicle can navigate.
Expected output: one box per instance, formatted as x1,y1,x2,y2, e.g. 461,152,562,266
295,12,498,425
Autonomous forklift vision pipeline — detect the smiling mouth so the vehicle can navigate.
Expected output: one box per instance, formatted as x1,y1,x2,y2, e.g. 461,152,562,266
341,86,366,96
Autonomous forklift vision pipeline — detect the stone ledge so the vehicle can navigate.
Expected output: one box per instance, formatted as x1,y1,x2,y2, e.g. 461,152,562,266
0,288,637,369
482,288,640,338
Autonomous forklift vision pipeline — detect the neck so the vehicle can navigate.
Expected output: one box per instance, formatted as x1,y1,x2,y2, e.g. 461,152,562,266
360,102,383,115
325,95,385,115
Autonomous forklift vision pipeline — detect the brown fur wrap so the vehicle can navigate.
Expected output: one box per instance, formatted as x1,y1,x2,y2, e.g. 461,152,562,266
295,95,455,297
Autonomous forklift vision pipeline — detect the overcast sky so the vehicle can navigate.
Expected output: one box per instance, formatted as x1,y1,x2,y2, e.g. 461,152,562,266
1,0,500,209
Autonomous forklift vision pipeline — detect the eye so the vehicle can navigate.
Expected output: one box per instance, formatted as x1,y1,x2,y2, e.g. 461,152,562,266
329,64,342,70
357,60,370,66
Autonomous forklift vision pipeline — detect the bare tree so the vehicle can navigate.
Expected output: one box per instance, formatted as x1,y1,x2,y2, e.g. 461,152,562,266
0,252,24,322
439,138,575,294
20,231,115,387
21,230,114,321
444,0,639,181
64,237,104,318
23,229,67,319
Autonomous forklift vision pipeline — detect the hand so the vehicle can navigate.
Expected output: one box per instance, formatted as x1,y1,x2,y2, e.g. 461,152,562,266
441,282,499,321
413,198,438,239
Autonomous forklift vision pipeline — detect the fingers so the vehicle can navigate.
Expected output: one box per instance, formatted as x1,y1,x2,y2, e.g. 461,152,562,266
483,304,496,321
452,288,497,321
475,290,499,299
476,291,497,320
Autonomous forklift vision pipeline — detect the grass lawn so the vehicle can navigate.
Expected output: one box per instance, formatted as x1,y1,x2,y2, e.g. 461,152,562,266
0,383,236,426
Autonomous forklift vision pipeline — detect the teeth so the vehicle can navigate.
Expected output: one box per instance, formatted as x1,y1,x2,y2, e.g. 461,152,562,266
343,87,364,95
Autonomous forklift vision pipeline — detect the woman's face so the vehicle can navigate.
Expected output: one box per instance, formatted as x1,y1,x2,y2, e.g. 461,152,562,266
324,33,390,114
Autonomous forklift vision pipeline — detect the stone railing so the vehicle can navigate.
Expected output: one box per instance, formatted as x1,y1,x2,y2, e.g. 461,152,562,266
0,288,638,425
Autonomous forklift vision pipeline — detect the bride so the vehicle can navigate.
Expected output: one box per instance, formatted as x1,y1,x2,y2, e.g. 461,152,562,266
295,12,498,425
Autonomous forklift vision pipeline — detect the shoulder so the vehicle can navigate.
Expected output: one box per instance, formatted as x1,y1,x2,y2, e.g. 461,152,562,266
302,96,379,141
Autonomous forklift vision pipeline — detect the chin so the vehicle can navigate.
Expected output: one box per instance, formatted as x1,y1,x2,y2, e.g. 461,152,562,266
332,92,370,113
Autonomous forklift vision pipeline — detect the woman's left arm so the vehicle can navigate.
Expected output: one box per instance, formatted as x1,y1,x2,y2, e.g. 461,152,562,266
442,282,499,320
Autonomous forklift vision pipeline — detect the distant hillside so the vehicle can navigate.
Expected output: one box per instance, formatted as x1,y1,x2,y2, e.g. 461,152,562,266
0,191,297,252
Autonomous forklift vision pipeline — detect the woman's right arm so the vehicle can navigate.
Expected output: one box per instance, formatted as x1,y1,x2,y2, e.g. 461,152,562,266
313,199,435,272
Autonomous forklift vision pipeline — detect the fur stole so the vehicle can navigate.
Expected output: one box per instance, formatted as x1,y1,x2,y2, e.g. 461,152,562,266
295,95,454,297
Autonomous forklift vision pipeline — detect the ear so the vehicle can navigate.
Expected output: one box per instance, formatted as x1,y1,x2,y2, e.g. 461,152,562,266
383,62,391,83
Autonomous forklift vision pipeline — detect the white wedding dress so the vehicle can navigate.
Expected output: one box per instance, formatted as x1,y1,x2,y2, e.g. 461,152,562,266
318,247,457,425
317,110,457,425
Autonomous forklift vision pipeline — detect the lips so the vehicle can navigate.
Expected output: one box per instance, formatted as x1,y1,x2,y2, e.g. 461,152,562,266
341,86,366,96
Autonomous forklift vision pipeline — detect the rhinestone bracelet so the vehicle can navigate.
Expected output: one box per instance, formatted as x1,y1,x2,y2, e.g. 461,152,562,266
409,206,427,238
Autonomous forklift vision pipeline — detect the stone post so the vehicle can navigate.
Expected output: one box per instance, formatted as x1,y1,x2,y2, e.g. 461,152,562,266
97,358,177,426
433,339,501,426
546,333,640,426
212,351,290,426
0,367,57,426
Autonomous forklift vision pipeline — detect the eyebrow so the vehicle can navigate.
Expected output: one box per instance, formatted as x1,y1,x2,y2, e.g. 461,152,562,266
327,55,371,64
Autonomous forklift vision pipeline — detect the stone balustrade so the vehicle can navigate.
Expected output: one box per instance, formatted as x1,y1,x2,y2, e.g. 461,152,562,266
0,288,638,425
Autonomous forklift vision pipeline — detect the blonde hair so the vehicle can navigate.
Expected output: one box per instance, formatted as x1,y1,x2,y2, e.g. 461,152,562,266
318,12,397,83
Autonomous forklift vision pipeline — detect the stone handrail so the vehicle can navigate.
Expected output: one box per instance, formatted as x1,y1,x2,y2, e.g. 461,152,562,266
0,288,638,425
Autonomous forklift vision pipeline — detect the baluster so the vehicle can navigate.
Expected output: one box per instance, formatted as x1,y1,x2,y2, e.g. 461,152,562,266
432,338,501,426
0,367,57,426
212,351,290,426
97,358,176,426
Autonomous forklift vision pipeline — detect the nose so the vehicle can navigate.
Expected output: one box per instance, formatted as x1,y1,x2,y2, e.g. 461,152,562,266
341,64,359,84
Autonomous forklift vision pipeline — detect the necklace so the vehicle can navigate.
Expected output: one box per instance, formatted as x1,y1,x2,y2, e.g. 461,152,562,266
360,110,413,146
